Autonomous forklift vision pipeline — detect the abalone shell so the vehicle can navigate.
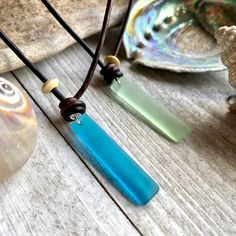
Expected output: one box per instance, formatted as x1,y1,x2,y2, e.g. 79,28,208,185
0,77,37,181
123,0,225,73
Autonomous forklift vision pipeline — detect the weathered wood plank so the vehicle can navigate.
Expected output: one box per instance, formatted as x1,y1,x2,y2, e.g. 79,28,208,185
12,30,236,236
0,73,139,236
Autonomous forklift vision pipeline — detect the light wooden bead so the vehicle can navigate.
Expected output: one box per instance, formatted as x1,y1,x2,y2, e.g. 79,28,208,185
104,55,120,66
42,79,59,94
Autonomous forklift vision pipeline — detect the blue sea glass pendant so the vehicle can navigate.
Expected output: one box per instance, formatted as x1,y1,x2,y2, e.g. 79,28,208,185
110,77,190,143
69,114,159,205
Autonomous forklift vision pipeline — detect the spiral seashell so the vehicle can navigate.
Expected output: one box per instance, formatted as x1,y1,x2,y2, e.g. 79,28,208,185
215,26,236,88
0,77,37,181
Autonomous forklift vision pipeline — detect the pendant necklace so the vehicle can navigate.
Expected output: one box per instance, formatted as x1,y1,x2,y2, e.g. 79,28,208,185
0,0,159,206
41,0,191,143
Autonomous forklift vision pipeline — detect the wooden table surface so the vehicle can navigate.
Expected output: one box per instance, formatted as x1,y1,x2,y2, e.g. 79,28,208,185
0,29,236,236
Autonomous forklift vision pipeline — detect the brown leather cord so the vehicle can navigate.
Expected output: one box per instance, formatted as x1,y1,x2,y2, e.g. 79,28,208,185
41,0,105,69
100,0,133,84
112,0,133,57
0,1,114,121
73,0,113,99
0,30,66,102
0,30,87,121
58,0,114,121
41,0,133,84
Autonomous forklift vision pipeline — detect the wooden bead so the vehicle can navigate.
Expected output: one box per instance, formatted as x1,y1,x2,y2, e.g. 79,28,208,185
104,55,120,66
42,79,59,94
59,97,86,122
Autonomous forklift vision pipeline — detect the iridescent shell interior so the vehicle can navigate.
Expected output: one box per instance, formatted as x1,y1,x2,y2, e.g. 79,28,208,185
124,0,225,72
0,77,37,181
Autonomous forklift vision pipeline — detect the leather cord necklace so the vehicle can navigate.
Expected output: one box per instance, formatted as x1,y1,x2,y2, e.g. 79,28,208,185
41,0,133,85
0,0,160,206
41,0,191,143
0,0,113,122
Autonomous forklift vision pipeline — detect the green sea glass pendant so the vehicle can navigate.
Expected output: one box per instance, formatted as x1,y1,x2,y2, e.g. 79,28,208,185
110,77,190,142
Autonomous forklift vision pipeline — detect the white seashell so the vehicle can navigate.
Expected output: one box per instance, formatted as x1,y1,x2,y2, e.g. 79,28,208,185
0,77,37,181
215,29,227,44
228,35,235,41
215,26,236,88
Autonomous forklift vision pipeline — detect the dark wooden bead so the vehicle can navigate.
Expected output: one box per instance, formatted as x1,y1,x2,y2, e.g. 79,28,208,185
100,63,123,84
59,97,86,122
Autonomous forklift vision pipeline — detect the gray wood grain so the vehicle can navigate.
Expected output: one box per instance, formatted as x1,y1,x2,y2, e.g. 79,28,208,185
0,73,139,236
3,29,236,235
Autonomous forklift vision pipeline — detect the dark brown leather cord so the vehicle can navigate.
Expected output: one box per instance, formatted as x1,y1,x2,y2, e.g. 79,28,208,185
0,1,114,121
0,30,87,121
0,30,66,102
58,0,114,121
0,0,128,121
73,0,113,99
41,0,105,69
42,0,133,85
112,0,133,56
100,0,133,84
